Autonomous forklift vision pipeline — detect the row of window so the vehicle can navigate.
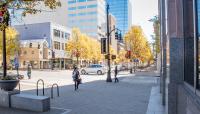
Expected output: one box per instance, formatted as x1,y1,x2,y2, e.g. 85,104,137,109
28,43,41,49
53,29,70,39
68,19,97,23
54,41,65,50
68,4,97,11
68,11,97,17
68,0,95,4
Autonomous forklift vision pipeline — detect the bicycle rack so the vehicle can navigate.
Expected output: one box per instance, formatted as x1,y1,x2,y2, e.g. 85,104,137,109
36,79,45,96
18,82,21,92
51,83,59,99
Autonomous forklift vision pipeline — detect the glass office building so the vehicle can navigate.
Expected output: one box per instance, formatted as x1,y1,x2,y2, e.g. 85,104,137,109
67,0,106,40
106,0,132,36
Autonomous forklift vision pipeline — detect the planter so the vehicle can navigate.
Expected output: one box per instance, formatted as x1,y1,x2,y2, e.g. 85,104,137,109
0,80,19,91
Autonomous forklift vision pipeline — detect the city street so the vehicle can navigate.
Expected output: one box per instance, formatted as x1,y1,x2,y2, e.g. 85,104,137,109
0,69,160,114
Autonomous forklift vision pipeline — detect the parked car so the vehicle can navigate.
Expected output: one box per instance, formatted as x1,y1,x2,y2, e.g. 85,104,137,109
81,64,106,75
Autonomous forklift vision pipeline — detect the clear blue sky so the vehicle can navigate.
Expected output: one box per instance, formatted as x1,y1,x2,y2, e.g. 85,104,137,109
132,0,158,42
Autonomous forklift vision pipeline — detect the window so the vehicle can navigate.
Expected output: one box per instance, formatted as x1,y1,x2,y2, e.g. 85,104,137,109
78,12,86,16
62,43,64,50
184,0,195,86
68,0,76,4
53,29,60,37
68,7,76,11
24,51,27,55
32,51,34,54
29,43,32,48
87,4,97,8
54,41,61,50
78,6,86,9
65,33,70,39
38,44,40,49
23,61,26,65
61,32,64,38
87,11,96,15
78,0,86,2
68,14,76,17
197,0,200,89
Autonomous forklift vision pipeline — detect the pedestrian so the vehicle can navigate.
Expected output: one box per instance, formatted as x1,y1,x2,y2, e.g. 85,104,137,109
114,65,119,83
27,64,32,79
72,66,81,91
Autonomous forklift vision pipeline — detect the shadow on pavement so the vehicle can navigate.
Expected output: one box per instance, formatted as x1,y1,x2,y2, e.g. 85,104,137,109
0,75,157,114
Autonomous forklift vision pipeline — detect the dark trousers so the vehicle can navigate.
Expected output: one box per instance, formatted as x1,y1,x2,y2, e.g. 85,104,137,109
74,81,79,90
114,74,119,83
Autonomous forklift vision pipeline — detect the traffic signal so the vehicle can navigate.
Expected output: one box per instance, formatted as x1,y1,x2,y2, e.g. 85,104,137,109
115,31,118,39
125,50,131,59
101,38,107,54
118,32,122,40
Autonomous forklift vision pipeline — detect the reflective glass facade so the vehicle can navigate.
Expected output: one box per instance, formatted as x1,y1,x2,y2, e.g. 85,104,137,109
67,0,106,39
106,0,132,36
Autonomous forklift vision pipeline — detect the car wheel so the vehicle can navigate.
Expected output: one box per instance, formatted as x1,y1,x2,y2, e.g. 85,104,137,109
97,70,102,75
81,70,86,75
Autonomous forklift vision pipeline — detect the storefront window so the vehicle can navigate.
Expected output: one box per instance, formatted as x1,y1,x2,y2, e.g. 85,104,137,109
197,0,200,89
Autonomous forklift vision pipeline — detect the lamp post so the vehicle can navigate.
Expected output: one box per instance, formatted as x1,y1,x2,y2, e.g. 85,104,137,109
106,3,122,82
0,3,9,78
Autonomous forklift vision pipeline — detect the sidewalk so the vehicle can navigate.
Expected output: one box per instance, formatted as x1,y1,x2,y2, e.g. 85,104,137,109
0,70,165,114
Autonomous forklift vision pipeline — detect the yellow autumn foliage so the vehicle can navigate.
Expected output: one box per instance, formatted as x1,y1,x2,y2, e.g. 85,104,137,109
124,26,153,63
66,28,102,62
0,27,19,62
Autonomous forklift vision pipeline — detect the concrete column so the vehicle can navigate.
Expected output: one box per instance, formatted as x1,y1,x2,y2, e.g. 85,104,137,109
59,59,62,70
64,59,66,69
167,0,185,114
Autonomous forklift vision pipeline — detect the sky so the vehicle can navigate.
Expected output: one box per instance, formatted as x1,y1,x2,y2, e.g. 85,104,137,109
132,0,158,42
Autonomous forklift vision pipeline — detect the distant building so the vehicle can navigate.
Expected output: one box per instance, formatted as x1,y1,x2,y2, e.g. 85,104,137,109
109,14,118,53
19,39,51,69
67,0,106,39
106,0,133,36
15,22,71,69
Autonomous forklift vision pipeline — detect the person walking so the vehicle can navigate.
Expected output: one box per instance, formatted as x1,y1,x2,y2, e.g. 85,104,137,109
72,66,81,91
27,64,32,79
114,65,119,83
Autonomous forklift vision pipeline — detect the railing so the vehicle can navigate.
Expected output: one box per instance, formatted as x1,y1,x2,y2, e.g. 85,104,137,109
36,79,45,96
51,83,59,99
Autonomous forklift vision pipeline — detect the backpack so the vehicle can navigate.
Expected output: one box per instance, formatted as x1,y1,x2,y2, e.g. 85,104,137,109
72,70,79,79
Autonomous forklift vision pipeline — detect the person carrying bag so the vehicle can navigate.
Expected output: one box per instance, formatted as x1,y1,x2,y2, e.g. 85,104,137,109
72,66,82,91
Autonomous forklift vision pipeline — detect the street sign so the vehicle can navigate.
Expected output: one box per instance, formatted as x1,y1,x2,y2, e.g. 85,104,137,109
133,58,139,62
105,54,109,59
111,55,116,59
101,38,107,54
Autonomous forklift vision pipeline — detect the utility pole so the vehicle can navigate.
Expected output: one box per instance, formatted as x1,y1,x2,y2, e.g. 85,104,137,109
106,3,112,82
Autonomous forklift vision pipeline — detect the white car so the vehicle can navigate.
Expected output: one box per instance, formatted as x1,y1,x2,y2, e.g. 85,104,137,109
81,64,106,75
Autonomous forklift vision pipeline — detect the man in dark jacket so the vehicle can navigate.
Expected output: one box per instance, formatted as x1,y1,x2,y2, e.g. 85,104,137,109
72,66,81,91
114,65,119,83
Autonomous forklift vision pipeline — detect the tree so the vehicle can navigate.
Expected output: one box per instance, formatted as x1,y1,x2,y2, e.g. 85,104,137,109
0,0,61,29
0,27,19,64
116,49,128,63
66,28,102,65
124,26,153,63
149,16,160,55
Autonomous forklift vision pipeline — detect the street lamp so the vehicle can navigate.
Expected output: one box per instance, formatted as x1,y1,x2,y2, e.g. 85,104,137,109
0,3,9,78
106,3,122,82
